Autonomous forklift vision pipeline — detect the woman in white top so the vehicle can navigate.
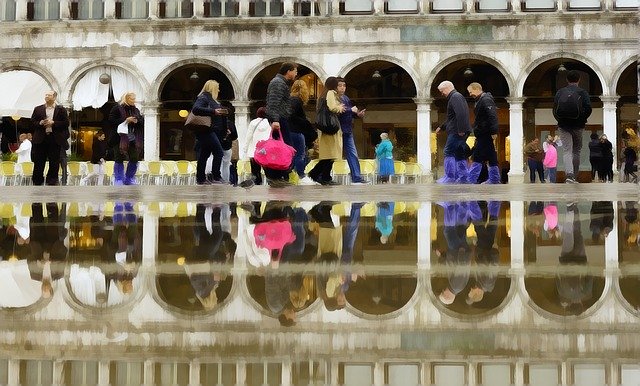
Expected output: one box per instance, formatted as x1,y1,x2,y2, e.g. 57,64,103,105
242,107,271,185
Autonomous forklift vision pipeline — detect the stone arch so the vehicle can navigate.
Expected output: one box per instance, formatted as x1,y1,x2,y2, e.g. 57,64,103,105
425,53,514,97
338,55,421,97
344,274,423,320
615,276,640,318
242,57,327,100
65,59,150,104
610,56,638,95
153,58,240,103
517,52,607,98
0,61,59,97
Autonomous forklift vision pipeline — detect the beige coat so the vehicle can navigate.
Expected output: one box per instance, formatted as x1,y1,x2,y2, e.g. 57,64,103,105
318,90,343,160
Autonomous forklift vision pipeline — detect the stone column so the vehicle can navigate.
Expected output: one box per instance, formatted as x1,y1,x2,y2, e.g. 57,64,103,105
467,362,477,386
510,201,525,270
601,95,619,173
415,98,433,180
507,97,525,182
233,99,251,160
7,359,19,386
53,360,65,386
605,203,619,269
148,0,159,18
465,0,476,13
373,361,384,386
281,359,292,386
142,214,158,267
418,0,428,14
104,0,116,18
420,361,431,386
142,103,160,161
143,359,155,386
514,360,525,386
98,361,110,386
15,0,27,20
189,360,201,386
235,360,246,386
511,0,521,11
283,0,294,15
417,202,431,269
329,360,339,386
59,0,71,19
193,0,205,17
373,0,384,14
557,0,565,11
238,0,249,16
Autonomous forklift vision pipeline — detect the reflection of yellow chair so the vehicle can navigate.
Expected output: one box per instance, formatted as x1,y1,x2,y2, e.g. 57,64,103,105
393,201,406,215
103,201,115,217
331,160,350,184
0,161,17,185
0,203,15,219
391,161,406,184
405,201,421,214
331,202,349,217
404,162,423,184
176,202,189,217
361,202,376,217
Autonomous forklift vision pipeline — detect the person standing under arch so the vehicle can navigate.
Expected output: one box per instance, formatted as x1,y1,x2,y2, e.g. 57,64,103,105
108,92,144,185
466,82,500,184
30,90,69,186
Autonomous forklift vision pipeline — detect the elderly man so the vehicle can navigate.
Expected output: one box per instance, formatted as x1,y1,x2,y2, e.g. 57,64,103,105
435,81,471,184
30,90,70,186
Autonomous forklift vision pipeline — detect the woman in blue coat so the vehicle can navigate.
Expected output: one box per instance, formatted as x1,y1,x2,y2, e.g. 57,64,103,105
375,132,394,183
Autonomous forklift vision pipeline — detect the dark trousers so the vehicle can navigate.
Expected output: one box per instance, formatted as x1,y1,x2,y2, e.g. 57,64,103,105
308,159,334,182
195,131,223,183
589,157,601,181
31,135,62,186
472,136,498,166
249,158,263,185
527,159,544,183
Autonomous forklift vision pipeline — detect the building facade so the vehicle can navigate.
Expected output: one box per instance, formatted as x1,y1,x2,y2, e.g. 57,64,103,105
0,0,637,182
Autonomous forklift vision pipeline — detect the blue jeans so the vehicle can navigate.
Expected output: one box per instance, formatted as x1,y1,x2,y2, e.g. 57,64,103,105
290,132,307,177
342,132,363,182
544,167,557,183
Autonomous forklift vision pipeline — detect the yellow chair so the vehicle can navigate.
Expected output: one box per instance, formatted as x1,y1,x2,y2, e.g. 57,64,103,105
17,161,34,185
146,161,165,185
392,161,406,184
358,159,375,182
135,160,148,185
162,160,177,184
103,161,115,185
0,161,17,186
331,160,350,184
404,162,423,184
175,160,192,185
66,161,84,185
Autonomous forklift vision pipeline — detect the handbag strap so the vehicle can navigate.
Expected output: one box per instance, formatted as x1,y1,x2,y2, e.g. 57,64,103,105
270,125,285,143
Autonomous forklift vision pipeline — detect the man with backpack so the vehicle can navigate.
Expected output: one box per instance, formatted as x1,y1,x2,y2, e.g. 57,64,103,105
553,70,592,183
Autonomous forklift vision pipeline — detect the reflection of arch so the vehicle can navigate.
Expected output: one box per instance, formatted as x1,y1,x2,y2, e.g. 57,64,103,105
615,276,640,317
0,61,59,97
245,274,319,318
243,57,327,99
517,52,606,97
524,275,608,320
425,54,513,97
339,55,420,97
611,57,638,95
153,58,240,102
65,60,149,104
344,275,418,319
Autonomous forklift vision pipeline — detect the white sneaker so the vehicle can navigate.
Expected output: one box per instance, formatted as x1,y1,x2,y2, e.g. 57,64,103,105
299,176,319,186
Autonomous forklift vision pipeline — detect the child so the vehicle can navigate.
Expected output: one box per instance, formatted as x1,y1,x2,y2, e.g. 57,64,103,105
375,132,394,183
81,130,107,185
15,133,32,164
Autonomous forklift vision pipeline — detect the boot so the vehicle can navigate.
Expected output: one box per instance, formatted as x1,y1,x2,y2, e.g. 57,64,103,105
454,160,469,184
467,162,483,184
482,165,501,184
437,157,456,184
124,162,138,185
488,201,502,218
113,163,125,186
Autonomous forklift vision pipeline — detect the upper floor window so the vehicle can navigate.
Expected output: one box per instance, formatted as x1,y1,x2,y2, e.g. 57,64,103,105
28,0,60,21
385,0,418,14
116,0,149,19
71,0,104,20
249,0,283,16
160,0,192,18
431,0,464,13
613,0,638,8
567,0,602,9
521,0,556,11
1,0,16,21
341,0,374,14
477,0,510,12
204,0,238,17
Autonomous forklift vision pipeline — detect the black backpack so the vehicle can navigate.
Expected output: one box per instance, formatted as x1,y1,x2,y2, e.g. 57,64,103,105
554,87,582,120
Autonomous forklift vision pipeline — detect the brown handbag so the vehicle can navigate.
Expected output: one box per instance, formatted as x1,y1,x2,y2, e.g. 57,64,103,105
184,111,211,133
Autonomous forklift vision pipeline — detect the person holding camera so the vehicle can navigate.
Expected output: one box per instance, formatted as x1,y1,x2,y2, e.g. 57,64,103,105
108,92,144,185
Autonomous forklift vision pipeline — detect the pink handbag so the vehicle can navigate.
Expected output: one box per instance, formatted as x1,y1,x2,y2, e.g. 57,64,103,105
253,127,296,170
254,219,296,261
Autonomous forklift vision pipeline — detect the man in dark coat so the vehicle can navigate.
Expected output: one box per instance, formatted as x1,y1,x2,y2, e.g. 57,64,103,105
30,90,69,186
467,82,501,184
435,80,471,184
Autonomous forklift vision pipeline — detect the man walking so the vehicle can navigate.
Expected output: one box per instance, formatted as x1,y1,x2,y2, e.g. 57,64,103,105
337,78,369,184
466,82,500,184
30,90,69,186
435,81,471,184
264,62,297,187
553,70,592,183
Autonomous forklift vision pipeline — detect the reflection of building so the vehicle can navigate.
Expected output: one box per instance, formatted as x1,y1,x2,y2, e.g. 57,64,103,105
0,1,635,181
1,199,640,385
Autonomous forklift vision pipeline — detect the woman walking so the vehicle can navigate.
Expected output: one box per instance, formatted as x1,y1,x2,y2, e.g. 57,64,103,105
289,79,317,185
191,80,226,185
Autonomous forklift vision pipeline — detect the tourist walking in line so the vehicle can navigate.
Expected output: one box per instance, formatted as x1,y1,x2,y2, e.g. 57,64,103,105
435,81,471,184
524,137,545,183
543,134,561,183
307,76,345,186
30,90,70,186
264,62,298,187
288,79,317,185
242,107,271,185
80,130,107,186
108,92,144,185
466,82,500,184
553,70,592,183
375,132,394,183
599,134,614,183
588,132,603,182
191,80,226,185
337,77,369,185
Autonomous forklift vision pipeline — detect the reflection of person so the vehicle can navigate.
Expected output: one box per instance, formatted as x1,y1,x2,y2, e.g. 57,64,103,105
30,90,70,186
435,80,471,184
589,201,614,242
108,92,144,185
466,82,500,184
375,202,394,244
375,133,394,183
242,107,271,185
438,202,472,305
467,201,500,305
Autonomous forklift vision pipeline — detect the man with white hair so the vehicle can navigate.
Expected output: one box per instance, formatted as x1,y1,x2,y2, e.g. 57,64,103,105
435,81,471,184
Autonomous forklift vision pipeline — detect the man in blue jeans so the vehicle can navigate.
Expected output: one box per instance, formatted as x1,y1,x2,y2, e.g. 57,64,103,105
337,78,369,184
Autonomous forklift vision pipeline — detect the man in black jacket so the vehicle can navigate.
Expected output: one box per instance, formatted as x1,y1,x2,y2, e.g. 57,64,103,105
435,81,471,184
467,82,500,184
553,70,592,183
30,90,69,186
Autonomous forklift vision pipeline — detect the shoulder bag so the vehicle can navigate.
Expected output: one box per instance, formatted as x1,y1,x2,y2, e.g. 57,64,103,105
184,111,212,133
315,98,340,135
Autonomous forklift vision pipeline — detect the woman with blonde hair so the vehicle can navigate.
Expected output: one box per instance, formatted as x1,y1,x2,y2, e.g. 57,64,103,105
191,80,226,185
108,92,144,185
289,79,317,184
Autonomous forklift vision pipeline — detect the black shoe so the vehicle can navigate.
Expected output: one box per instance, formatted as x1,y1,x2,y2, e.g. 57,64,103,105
320,180,340,186
239,180,255,189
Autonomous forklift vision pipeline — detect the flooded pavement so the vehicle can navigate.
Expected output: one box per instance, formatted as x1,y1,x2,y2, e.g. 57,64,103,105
0,200,638,385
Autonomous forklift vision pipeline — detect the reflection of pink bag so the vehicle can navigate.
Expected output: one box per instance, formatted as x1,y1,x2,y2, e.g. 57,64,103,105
253,128,296,170
254,220,296,260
